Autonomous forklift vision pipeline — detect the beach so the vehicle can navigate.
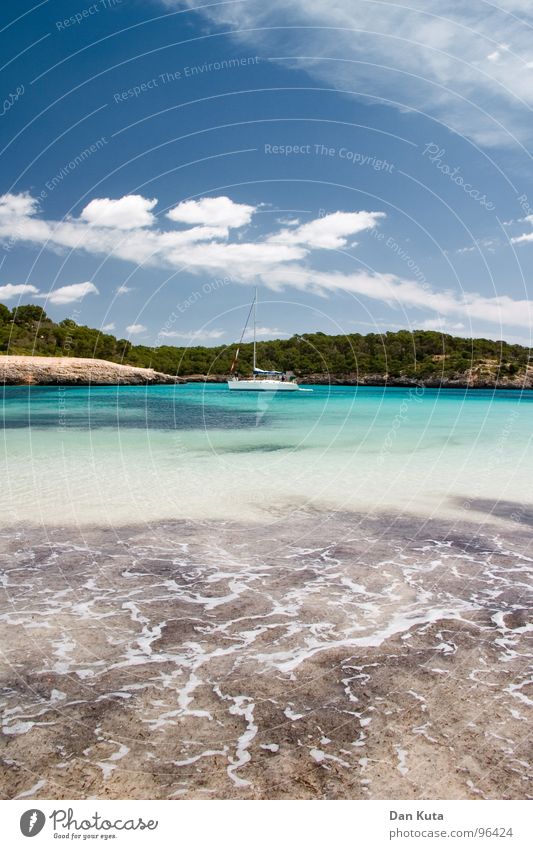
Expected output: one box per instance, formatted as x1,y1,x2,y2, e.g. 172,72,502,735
1,512,530,800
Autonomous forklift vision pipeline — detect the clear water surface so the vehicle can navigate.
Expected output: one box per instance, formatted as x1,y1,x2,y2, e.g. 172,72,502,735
2,384,531,526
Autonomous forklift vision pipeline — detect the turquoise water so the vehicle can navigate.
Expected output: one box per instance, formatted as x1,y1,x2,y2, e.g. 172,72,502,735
2,384,532,525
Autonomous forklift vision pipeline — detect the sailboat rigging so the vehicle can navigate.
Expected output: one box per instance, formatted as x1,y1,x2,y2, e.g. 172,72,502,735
227,289,305,391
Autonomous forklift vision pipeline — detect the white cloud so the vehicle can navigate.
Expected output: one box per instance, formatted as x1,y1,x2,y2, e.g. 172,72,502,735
271,211,385,249
0,191,310,277
173,240,306,277
0,279,98,306
81,195,157,229
512,233,533,244
102,322,116,332
126,323,147,335
245,325,286,338
167,196,255,229
262,266,533,329
277,217,301,226
0,283,39,299
160,328,225,340
455,238,497,254
3,189,533,332
511,217,533,244
419,318,466,332
161,326,285,342
116,284,132,295
0,192,39,217
166,0,533,146
39,282,99,305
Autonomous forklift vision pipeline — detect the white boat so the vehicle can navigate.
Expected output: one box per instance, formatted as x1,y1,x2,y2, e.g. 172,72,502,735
227,289,304,392
228,376,300,391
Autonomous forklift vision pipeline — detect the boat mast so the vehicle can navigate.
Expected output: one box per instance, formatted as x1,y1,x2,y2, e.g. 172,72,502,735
253,286,257,375
229,290,256,376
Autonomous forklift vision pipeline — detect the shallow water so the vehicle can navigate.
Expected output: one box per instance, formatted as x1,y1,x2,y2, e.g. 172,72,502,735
1,384,532,526
1,513,531,799
1,384,532,799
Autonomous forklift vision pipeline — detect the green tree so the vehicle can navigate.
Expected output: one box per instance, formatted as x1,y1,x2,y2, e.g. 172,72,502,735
11,304,48,325
0,300,530,383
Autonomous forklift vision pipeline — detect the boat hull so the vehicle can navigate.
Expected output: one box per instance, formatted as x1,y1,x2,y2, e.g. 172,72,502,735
227,379,300,391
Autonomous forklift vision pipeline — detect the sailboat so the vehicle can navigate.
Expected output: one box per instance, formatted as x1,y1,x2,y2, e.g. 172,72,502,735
227,289,302,391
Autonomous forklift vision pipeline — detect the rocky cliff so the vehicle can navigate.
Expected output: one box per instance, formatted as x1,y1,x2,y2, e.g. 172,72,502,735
298,369,533,388
2,356,532,389
0,356,183,385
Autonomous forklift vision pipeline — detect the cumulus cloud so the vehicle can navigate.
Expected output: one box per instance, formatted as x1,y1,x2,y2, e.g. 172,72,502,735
165,0,533,146
167,196,255,229
271,211,385,249
126,323,147,335
3,189,533,331
0,283,39,299
81,195,157,229
102,322,116,332
39,282,99,305
0,192,360,279
0,280,97,305
116,285,133,295
511,216,533,244
0,192,39,217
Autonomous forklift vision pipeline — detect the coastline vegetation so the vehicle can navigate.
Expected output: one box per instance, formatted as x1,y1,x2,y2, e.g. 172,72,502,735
0,302,530,380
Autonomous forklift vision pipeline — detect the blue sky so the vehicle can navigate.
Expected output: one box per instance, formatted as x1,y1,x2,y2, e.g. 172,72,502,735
1,0,533,345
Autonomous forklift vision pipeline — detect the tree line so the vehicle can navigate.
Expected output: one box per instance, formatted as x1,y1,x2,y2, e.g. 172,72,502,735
0,302,530,379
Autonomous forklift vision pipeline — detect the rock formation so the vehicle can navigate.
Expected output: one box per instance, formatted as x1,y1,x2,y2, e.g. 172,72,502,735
0,356,183,385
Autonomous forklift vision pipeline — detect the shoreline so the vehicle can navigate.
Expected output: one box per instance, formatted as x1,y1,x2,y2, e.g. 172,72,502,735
185,374,533,390
0,355,184,386
1,362,532,391
1,356,532,390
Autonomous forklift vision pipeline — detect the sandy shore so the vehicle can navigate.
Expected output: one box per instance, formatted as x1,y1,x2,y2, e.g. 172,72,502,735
0,356,182,385
0,510,530,800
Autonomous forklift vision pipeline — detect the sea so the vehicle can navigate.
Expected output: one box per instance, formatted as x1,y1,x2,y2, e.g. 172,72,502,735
1,384,531,800
1,383,532,526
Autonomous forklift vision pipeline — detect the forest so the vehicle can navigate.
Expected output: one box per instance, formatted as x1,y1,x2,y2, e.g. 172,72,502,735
0,302,530,379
